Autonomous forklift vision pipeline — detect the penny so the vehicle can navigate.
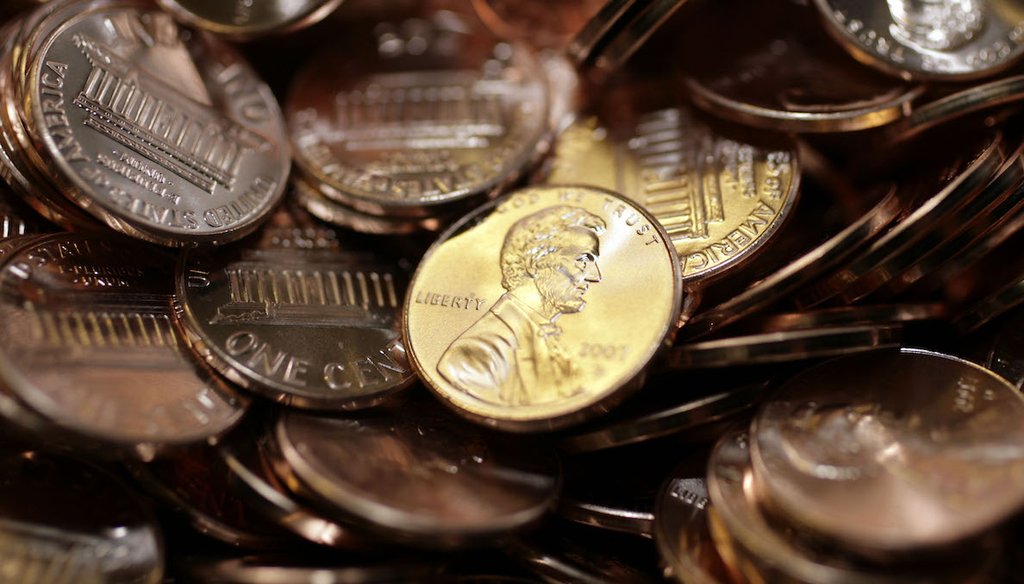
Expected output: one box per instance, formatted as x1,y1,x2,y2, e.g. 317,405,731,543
588,0,694,74
707,431,997,584
510,523,664,584
951,245,1024,332
0,449,163,584
177,205,416,410
177,555,445,584
890,74,1024,141
752,348,1024,554
293,175,453,235
567,0,647,69
0,183,48,240
405,185,682,431
812,0,1024,80
470,0,605,49
653,459,733,584
156,0,344,39
543,80,800,283
268,395,561,546
25,3,290,245
747,303,947,332
287,11,549,217
681,0,924,133
0,233,246,454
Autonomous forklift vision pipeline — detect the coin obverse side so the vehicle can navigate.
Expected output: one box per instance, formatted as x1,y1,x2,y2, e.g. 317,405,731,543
0,233,246,448
405,186,683,431
287,12,549,215
814,0,1024,80
178,220,416,410
28,5,290,246
753,348,1024,554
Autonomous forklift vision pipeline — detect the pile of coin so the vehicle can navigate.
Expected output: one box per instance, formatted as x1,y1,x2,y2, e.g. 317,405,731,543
4,0,1024,582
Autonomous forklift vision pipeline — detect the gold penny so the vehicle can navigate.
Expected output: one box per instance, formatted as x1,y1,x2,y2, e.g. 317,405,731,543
404,185,682,431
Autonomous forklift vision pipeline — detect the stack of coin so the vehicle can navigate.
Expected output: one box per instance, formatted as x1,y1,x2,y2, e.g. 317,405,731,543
0,0,291,246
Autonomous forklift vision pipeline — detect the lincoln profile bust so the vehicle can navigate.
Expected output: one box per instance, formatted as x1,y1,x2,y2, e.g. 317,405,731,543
437,205,606,406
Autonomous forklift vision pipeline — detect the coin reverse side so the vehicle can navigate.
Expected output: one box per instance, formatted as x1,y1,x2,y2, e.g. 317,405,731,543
405,185,682,431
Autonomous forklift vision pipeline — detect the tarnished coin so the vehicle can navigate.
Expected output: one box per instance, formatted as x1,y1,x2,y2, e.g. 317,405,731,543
681,0,924,132
177,555,445,584
0,233,246,454
25,3,289,245
156,0,344,39
707,431,997,584
752,348,1024,554
268,396,561,547
470,0,605,49
812,0,1024,80
405,186,682,431
653,460,732,584
0,450,163,584
177,206,416,410
543,81,800,283
287,11,549,217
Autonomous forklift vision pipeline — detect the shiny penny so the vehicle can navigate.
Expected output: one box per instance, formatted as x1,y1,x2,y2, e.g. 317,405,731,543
405,185,682,431
813,0,1024,80
0,233,246,451
752,348,1024,554
27,4,290,245
269,396,561,546
287,11,549,216
177,206,416,410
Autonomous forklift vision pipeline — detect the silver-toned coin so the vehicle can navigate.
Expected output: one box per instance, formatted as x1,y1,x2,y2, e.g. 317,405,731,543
177,555,445,584
156,0,344,39
26,3,290,245
752,348,1024,555
0,233,247,455
287,11,549,217
0,450,164,584
682,0,924,133
653,460,733,584
813,0,1024,80
268,394,561,547
177,206,416,410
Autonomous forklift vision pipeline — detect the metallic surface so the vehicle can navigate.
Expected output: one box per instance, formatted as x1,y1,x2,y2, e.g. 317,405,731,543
287,12,549,216
177,555,444,584
405,185,682,431
26,4,290,245
470,0,605,49
177,206,416,410
270,397,561,546
156,0,344,39
653,464,732,584
752,348,1024,553
813,0,1024,80
0,233,246,449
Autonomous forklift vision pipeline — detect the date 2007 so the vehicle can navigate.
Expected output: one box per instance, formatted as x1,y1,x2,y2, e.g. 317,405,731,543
579,343,628,361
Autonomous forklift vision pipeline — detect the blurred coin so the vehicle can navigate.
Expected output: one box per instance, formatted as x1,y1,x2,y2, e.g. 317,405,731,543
707,431,996,584
177,554,445,584
24,3,290,245
405,186,682,431
177,206,416,410
590,0,693,73
747,303,947,332
287,11,548,218
267,395,561,547
987,306,1024,387
509,523,663,583
0,182,49,240
653,458,732,584
156,0,344,39
664,324,902,369
0,233,246,455
812,0,1024,80
293,176,453,234
890,73,1024,141
568,0,648,68
0,450,163,584
681,0,923,132
752,348,1024,555
543,80,800,283
559,381,766,453
470,0,605,49
129,441,300,549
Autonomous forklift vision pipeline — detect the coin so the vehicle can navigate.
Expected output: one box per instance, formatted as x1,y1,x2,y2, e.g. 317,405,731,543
680,0,924,133
0,183,49,240
287,11,549,217
510,523,664,584
25,2,290,245
589,0,694,74
813,0,1024,80
747,303,947,332
653,459,733,584
177,205,416,410
0,233,246,455
0,449,164,584
156,0,344,39
267,395,561,547
752,348,1024,554
405,185,682,431
567,0,647,69
890,74,1024,141
543,80,801,283
177,555,445,584
470,0,605,49
293,176,453,234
